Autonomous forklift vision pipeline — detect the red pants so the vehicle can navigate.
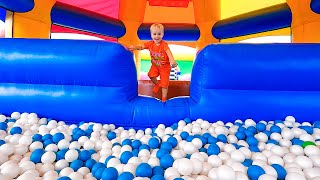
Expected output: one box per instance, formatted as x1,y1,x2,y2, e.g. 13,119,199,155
148,65,171,88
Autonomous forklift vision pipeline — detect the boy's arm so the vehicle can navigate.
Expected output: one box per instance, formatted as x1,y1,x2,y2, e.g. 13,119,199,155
166,49,177,67
128,44,145,51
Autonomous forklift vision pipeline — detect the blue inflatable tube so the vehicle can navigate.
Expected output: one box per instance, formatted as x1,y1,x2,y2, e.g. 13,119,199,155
212,3,292,39
0,7,6,22
311,0,320,14
190,43,320,122
1,39,320,128
138,23,200,41
51,2,126,38
0,0,34,13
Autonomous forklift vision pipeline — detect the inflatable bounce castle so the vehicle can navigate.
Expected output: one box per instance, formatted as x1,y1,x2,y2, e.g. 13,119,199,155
1,0,320,179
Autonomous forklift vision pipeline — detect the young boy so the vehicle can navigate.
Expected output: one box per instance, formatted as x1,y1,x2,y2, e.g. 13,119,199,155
128,23,177,102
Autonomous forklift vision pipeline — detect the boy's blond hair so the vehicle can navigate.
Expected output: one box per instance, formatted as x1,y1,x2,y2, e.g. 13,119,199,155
150,23,164,32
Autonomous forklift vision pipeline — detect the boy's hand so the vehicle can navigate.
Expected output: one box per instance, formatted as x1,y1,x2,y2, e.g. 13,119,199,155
171,61,178,68
128,45,135,51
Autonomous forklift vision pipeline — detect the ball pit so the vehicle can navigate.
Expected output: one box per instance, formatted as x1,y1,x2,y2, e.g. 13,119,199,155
0,112,320,179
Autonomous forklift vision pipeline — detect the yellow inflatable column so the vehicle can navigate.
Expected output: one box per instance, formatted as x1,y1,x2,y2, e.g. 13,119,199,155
193,0,220,51
118,0,147,79
5,0,56,38
287,0,320,42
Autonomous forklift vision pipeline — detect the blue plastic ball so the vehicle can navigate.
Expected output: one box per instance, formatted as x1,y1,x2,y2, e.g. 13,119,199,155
266,139,279,145
132,140,142,149
0,139,5,146
101,167,118,180
0,122,8,131
247,137,259,146
199,147,207,152
139,144,150,151
180,131,189,140
10,126,22,135
249,146,260,152
202,133,211,138
85,159,97,170
235,131,245,140
244,130,254,137
199,136,207,145
242,159,253,167
85,129,93,136
248,165,265,180
89,149,96,154
151,175,166,180
234,122,242,126
184,118,191,123
263,130,271,138
92,162,105,175
118,172,134,180
105,156,115,165
79,150,91,162
43,139,54,147
299,126,313,134
271,164,287,180
207,136,218,144
122,139,132,146
148,137,160,149
32,134,43,142
30,149,45,163
57,177,71,180
167,136,178,148
7,118,16,123
207,144,220,155
136,163,152,177
52,133,64,143
238,127,246,132
156,149,169,158
160,154,174,169
247,126,257,133
70,159,84,171
152,166,164,176
107,132,116,140
132,149,139,157
160,142,173,152
186,135,194,142
270,125,281,133
120,151,133,164
256,122,266,132
42,134,53,141
56,149,68,161
94,167,105,179
217,134,227,143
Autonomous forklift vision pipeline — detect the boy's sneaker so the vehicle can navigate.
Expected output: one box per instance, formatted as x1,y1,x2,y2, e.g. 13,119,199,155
162,97,167,102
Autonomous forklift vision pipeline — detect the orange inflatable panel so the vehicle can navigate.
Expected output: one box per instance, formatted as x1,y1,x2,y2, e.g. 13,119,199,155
148,0,189,8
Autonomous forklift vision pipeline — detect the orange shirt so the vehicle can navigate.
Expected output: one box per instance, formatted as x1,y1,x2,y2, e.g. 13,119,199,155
144,40,170,67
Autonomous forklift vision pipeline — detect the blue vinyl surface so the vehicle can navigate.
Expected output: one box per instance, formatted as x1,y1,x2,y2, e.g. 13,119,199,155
0,0,34,12
311,0,320,14
137,23,200,41
51,2,126,38
212,3,292,39
1,39,320,128
0,7,6,21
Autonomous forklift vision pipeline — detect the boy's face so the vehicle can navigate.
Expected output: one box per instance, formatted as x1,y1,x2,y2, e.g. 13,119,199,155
150,28,164,44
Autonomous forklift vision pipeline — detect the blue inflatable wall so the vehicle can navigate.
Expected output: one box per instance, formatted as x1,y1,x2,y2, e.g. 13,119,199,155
1,39,320,129
190,44,320,122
